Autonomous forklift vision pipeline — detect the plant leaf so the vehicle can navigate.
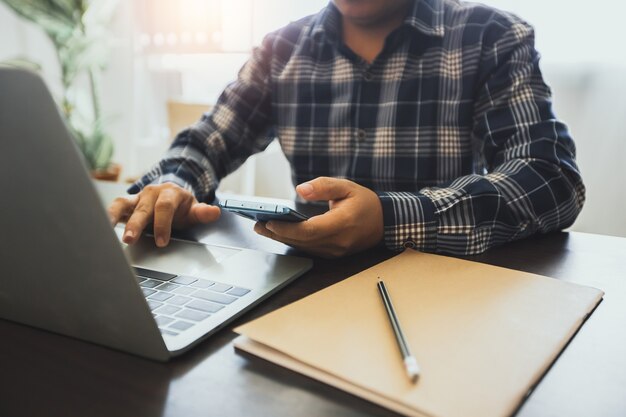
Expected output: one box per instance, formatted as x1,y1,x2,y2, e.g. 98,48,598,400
0,0,117,170
83,0,119,27
0,57,42,71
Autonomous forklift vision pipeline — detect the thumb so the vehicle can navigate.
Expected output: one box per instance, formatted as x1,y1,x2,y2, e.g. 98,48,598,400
189,203,221,224
296,177,354,202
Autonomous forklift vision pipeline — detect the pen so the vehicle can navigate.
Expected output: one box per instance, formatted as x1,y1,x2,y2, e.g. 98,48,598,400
377,278,420,383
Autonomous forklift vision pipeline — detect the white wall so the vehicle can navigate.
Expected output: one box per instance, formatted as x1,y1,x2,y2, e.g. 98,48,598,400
484,0,626,67
0,4,60,96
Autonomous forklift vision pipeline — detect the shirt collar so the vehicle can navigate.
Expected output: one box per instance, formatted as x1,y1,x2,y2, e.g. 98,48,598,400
404,0,445,38
310,0,445,45
310,2,342,45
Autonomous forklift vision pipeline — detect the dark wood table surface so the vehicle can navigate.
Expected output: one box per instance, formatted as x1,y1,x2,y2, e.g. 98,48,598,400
1,182,625,417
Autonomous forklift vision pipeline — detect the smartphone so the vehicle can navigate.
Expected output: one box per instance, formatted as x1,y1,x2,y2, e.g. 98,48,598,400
219,199,309,223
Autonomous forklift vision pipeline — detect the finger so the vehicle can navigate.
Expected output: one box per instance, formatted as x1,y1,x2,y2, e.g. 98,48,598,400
254,222,305,248
187,203,221,224
153,188,185,247
107,196,138,226
123,191,159,244
296,177,354,202
265,212,341,242
254,222,343,258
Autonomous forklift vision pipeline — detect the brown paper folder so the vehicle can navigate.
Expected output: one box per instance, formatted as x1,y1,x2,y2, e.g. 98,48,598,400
234,250,603,417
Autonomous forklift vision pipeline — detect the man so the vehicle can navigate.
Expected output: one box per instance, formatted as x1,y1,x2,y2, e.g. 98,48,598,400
109,0,584,258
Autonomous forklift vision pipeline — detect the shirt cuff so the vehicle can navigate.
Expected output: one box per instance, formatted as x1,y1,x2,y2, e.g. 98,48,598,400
377,192,438,252
127,172,190,193
127,173,215,203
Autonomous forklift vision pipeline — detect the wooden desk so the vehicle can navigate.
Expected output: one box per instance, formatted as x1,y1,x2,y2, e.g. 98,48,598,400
1,184,625,417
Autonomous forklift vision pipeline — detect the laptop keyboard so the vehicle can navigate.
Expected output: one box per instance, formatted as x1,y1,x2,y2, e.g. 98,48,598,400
134,267,251,337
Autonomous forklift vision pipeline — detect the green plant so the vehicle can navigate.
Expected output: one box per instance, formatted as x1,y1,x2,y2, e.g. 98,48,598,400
1,0,119,170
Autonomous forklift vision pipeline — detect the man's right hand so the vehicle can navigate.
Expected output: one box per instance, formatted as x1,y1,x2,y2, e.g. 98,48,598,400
107,183,221,248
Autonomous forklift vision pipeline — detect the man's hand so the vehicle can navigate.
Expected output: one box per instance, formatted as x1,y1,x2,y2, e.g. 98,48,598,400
107,183,220,247
254,177,384,258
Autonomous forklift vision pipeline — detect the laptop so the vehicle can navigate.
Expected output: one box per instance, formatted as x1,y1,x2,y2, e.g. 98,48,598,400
0,67,313,361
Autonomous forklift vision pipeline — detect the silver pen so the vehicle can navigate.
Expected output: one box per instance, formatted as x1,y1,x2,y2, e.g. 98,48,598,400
377,278,420,383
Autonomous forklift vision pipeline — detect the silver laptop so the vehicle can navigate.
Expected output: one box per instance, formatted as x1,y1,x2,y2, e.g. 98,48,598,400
0,67,312,361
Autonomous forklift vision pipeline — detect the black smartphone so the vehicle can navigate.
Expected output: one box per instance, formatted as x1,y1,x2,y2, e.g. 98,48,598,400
219,199,309,222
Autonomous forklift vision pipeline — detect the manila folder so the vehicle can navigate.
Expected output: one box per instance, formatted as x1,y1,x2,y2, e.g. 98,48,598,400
234,250,603,417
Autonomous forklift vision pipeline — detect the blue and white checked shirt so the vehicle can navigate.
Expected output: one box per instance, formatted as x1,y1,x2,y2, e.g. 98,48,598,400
130,0,585,255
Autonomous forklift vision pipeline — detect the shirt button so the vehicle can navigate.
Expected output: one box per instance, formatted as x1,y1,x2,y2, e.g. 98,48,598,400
403,240,417,249
363,71,373,82
356,129,367,141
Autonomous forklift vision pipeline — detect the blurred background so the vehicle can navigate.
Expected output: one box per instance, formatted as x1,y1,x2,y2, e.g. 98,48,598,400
1,0,625,237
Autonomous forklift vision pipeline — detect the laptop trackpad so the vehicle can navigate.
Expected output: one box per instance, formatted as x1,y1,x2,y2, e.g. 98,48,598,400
114,227,239,278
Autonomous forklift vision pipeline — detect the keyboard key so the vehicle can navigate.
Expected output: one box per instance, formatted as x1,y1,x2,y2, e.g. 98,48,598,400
172,286,196,296
155,316,174,326
169,321,194,331
148,300,163,310
156,282,181,292
139,279,161,289
176,309,210,322
171,275,197,285
187,299,224,313
136,277,146,284
209,283,232,293
159,328,178,336
227,287,251,297
134,267,177,281
149,291,175,302
147,300,163,311
193,290,237,305
190,279,215,289
154,305,181,315
142,288,156,297
166,295,192,306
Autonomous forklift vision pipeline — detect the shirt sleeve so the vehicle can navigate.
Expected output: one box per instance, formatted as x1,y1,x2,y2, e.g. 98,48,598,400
378,19,585,255
127,35,276,202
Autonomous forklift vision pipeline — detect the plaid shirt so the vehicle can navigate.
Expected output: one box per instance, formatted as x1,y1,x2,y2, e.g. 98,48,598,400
130,0,585,255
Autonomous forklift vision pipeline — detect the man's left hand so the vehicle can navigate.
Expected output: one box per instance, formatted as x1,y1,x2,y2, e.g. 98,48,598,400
254,177,384,258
